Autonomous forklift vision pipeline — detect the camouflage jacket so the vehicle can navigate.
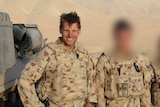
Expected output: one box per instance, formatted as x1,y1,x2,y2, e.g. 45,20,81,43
151,63,160,107
18,38,97,107
96,52,154,107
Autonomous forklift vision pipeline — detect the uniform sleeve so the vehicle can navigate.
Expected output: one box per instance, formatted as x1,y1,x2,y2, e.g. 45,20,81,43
140,64,155,107
139,55,155,83
18,47,55,107
86,55,97,103
96,55,107,107
137,55,155,107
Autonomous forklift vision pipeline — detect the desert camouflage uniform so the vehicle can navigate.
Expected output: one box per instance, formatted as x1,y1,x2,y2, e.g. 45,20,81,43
96,52,154,107
151,63,160,107
18,38,97,107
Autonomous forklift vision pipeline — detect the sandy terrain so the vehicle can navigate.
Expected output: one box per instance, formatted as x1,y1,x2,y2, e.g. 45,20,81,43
0,0,160,56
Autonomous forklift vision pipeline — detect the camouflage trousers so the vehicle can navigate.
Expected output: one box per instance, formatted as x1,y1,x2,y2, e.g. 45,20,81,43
48,99,86,107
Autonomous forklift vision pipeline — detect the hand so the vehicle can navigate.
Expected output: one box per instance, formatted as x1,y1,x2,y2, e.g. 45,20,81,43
84,102,93,107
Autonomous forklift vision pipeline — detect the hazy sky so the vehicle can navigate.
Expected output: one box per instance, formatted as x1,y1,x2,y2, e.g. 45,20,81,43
74,0,160,16
0,0,159,55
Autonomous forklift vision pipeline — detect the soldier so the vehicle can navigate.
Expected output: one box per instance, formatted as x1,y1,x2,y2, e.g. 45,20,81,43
151,38,160,107
18,12,97,107
96,20,155,107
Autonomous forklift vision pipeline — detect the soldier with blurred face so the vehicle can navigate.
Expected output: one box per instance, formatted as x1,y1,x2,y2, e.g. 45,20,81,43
96,20,155,107
151,38,160,107
18,12,97,107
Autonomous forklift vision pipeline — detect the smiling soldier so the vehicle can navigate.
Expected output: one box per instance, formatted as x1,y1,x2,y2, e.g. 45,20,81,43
18,12,97,107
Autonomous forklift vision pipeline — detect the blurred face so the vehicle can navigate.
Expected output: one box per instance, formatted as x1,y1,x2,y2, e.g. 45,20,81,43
60,22,81,48
116,29,132,50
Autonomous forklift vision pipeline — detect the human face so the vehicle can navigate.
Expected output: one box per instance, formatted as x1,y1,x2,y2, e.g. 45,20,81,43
116,30,132,51
60,22,81,49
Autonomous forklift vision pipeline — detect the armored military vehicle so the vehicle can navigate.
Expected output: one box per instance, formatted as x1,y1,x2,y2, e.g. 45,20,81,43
0,12,43,107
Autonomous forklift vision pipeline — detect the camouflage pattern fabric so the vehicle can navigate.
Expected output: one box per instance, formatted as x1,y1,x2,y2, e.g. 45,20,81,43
96,52,154,107
49,99,85,107
18,38,97,107
151,64,160,107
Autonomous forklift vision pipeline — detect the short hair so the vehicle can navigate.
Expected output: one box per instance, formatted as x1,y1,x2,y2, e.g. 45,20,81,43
113,19,132,37
60,12,81,29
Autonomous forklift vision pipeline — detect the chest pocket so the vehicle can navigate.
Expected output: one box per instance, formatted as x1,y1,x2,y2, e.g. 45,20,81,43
56,53,88,94
105,61,145,99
